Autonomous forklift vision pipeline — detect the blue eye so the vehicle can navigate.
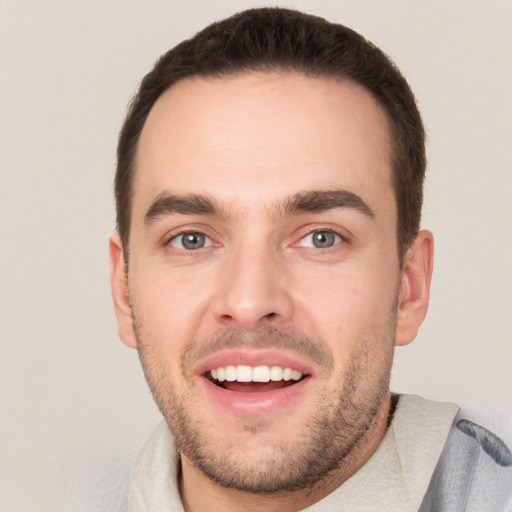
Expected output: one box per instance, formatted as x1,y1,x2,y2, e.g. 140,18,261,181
299,231,342,249
170,232,211,250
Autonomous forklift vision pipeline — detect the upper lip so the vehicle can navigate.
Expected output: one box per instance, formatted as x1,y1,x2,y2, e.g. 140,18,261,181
194,348,314,377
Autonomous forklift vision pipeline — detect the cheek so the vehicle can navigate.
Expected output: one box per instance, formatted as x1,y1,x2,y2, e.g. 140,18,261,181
293,266,398,352
297,270,394,321
129,270,209,352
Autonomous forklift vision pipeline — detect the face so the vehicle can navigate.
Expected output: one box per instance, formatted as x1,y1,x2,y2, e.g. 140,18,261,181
111,72,427,494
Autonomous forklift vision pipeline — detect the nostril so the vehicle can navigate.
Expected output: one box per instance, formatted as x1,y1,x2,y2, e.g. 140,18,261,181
265,312,276,319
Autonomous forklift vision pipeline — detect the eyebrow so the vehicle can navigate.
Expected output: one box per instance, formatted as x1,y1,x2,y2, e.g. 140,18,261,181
144,193,225,225
144,189,375,226
278,189,375,219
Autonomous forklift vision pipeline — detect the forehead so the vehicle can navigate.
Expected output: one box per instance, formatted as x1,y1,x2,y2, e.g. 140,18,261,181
133,71,394,219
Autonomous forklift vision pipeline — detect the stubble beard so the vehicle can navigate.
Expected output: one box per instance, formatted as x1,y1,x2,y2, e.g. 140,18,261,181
135,321,395,495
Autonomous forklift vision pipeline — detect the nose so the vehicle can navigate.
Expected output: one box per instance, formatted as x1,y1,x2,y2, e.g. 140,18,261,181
212,241,294,330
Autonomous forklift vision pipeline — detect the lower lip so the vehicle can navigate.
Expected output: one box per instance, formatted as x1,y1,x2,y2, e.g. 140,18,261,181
199,376,311,416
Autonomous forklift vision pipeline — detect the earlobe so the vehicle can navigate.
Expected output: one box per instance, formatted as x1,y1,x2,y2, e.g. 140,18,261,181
109,234,137,349
395,230,434,347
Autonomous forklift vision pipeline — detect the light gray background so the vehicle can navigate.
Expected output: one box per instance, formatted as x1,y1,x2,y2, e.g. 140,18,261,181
1,1,511,510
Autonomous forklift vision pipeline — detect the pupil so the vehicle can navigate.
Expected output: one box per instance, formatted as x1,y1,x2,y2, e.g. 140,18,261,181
313,231,334,248
183,233,205,250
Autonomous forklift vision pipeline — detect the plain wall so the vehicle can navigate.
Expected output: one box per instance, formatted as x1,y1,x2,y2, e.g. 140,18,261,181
1,1,510,510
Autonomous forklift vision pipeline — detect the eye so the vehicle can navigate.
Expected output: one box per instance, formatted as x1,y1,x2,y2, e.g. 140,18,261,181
170,232,211,250
299,230,342,249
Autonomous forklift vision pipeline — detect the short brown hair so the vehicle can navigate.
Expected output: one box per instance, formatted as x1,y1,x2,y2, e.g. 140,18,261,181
116,7,425,261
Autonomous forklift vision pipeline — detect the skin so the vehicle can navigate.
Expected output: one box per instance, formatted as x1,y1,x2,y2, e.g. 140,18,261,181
110,72,434,512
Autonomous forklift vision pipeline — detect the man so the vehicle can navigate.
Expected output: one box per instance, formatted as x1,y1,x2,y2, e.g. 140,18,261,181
108,7,512,511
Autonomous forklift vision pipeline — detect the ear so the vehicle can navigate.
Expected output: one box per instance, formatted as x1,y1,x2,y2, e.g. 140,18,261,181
395,230,434,347
109,233,137,349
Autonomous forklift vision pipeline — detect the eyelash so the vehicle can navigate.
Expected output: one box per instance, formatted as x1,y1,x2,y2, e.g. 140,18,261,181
166,229,215,252
164,226,347,254
296,227,347,251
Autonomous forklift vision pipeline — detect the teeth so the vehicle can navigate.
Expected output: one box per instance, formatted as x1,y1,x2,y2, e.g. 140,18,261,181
209,365,303,383
270,366,283,381
253,365,270,382
225,365,237,382
237,365,252,382
291,370,302,381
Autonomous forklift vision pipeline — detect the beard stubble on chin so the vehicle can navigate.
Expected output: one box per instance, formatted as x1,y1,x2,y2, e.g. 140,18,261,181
135,320,395,495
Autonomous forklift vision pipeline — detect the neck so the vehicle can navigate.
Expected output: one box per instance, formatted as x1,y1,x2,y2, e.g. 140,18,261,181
179,394,393,512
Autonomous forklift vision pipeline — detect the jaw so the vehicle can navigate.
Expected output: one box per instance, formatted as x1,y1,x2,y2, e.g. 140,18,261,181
136,321,396,500
177,376,393,507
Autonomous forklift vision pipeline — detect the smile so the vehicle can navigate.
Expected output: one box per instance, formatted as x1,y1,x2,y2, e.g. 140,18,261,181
209,365,303,383
206,364,306,395
196,350,313,414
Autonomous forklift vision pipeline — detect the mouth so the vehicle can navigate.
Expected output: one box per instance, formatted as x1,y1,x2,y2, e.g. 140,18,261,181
205,364,307,393
195,351,313,415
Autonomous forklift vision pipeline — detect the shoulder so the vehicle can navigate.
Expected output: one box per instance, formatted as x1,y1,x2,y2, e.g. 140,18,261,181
419,402,512,512
56,421,180,512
